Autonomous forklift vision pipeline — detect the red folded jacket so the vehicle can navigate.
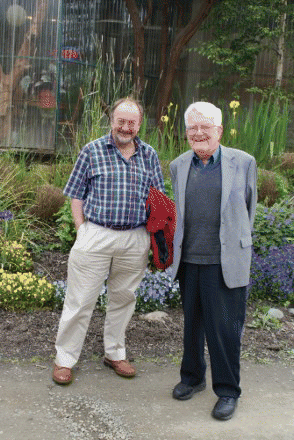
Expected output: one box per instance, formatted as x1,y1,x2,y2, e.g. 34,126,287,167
146,186,176,270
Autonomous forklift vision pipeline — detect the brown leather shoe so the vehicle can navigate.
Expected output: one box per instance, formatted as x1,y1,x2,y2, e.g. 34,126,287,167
52,364,73,385
103,358,136,378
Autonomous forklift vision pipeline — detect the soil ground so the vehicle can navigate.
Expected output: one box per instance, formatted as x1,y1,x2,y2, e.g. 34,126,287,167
0,250,294,365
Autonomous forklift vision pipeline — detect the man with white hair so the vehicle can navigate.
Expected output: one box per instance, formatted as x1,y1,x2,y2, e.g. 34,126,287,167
53,97,165,384
170,102,257,420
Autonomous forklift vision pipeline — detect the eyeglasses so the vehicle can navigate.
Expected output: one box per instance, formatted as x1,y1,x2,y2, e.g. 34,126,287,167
186,125,217,134
115,118,137,128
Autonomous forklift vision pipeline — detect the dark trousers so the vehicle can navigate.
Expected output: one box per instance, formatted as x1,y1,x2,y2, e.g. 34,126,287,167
178,263,247,399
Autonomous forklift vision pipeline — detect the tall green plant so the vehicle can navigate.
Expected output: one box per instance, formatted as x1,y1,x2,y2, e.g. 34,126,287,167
139,103,189,161
76,53,134,149
222,98,289,165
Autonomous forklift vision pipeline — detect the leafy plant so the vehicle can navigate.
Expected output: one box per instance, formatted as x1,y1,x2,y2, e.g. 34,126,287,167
222,99,289,166
0,269,56,311
0,239,33,273
192,0,294,99
54,198,76,252
252,200,294,254
249,244,294,303
257,168,289,206
164,178,174,201
249,304,283,330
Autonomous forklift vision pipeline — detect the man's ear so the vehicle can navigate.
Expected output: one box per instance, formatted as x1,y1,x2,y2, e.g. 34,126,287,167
218,125,223,141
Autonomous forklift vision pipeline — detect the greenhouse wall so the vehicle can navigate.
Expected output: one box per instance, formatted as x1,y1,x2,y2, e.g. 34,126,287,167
0,0,61,152
0,0,178,153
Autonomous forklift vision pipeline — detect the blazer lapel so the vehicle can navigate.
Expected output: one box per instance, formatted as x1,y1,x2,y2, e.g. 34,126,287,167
177,150,193,219
221,146,236,214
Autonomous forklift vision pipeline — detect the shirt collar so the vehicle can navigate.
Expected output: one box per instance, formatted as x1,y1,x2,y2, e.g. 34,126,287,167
193,145,221,166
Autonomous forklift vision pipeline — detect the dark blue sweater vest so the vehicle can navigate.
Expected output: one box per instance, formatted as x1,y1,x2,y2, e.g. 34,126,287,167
182,160,222,264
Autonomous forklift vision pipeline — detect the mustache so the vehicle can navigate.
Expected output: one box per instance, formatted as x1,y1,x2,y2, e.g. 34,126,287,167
118,129,133,135
191,136,209,142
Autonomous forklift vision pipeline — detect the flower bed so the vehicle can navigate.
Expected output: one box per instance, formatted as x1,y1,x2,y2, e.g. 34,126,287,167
249,244,294,303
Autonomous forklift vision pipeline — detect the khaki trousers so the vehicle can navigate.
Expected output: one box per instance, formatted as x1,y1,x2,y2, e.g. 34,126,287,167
55,221,150,368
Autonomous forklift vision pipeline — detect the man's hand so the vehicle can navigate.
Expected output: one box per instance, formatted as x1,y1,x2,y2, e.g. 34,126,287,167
71,198,85,230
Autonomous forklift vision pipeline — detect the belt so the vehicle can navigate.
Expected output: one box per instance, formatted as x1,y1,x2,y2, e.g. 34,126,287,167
88,220,145,231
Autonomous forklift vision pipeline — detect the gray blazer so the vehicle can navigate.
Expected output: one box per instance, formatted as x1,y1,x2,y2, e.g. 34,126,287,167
169,145,257,288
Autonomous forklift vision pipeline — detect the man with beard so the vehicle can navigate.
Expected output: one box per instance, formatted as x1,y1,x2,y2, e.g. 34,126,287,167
53,97,165,384
170,102,257,420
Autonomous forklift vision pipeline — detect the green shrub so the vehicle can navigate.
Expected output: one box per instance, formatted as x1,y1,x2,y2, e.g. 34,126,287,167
271,152,294,193
54,198,76,251
0,239,33,273
253,199,294,255
30,184,66,220
257,168,288,206
164,178,174,201
0,269,56,311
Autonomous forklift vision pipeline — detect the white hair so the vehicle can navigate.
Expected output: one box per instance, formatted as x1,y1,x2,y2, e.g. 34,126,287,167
184,102,222,127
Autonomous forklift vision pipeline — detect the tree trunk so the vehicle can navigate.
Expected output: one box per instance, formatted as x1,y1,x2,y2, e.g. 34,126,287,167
275,0,287,90
0,0,48,142
158,0,170,87
156,0,220,126
124,0,145,99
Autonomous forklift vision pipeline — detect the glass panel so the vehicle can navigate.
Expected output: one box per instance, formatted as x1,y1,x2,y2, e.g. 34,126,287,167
0,0,60,152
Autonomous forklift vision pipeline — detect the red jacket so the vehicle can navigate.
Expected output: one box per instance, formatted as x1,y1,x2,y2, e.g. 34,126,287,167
146,186,176,270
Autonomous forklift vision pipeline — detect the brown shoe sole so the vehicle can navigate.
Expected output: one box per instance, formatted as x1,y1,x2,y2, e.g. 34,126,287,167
103,358,136,378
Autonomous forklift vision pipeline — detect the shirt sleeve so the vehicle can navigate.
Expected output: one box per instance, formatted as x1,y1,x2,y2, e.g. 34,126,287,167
150,151,166,194
63,147,90,200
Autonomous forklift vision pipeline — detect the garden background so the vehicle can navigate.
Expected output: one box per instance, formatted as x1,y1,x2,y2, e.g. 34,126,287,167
0,0,293,333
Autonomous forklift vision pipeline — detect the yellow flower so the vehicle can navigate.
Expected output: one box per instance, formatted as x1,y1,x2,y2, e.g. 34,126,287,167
6,285,11,291
168,102,173,109
161,115,169,123
229,100,240,109
230,129,237,137
41,298,45,302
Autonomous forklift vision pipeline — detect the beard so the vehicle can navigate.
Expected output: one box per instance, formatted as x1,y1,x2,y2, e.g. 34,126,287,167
113,130,134,145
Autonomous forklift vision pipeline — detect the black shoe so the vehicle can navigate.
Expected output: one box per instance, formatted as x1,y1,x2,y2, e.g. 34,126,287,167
172,381,206,400
212,397,238,420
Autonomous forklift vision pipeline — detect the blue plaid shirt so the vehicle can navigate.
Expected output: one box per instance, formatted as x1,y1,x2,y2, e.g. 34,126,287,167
64,133,165,227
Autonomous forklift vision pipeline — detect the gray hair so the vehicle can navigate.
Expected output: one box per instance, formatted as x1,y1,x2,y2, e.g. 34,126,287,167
184,102,222,127
110,97,144,122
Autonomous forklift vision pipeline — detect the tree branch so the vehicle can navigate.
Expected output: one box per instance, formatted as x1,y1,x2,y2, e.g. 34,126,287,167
156,0,221,124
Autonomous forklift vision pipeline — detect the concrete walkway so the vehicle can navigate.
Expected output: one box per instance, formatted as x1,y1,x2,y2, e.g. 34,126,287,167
0,359,294,440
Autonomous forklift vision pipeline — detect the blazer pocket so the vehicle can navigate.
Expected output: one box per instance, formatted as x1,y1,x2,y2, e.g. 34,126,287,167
240,236,253,248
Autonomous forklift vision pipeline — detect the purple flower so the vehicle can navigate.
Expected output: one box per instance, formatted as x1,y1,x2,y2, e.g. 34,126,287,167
0,211,13,221
249,244,294,301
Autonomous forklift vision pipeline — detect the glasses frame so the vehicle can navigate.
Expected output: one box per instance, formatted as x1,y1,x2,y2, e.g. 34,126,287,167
186,124,218,134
